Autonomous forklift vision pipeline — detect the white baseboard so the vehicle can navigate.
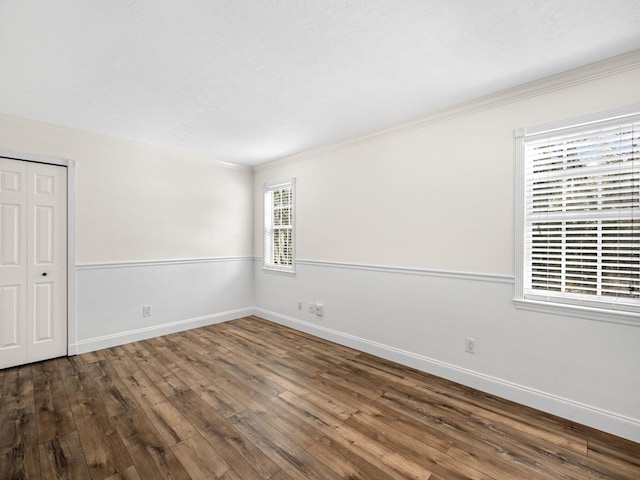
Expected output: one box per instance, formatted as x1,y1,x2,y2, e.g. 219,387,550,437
254,307,640,443
72,307,253,354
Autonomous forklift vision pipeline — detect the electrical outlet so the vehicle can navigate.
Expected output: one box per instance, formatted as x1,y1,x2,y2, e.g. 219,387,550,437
308,302,315,313
315,304,324,316
465,337,476,354
143,305,152,317
297,300,303,310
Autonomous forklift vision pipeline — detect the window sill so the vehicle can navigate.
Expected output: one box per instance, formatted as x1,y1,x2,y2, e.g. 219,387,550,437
263,265,296,276
513,298,640,327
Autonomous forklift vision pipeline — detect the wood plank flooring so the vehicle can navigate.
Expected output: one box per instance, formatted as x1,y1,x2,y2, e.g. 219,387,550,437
1,316,638,479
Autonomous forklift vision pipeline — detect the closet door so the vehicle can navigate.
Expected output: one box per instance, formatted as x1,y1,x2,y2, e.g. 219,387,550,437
0,158,67,369
0,158,27,368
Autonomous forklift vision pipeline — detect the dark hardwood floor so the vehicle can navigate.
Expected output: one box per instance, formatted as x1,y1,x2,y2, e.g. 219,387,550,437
1,316,638,479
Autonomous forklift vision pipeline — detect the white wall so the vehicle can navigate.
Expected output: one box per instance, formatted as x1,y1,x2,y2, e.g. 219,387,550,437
1,51,639,442
255,56,640,274
76,258,253,353
0,115,253,263
253,53,640,442
0,115,254,349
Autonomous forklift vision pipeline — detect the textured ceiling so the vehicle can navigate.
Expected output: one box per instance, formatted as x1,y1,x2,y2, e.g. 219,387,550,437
1,0,640,166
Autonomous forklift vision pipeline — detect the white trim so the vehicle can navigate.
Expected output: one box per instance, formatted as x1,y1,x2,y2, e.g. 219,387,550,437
520,102,640,137
514,128,526,306
265,257,515,284
514,104,640,324
262,179,296,190
256,49,640,172
0,151,77,356
253,307,640,443
0,149,73,167
76,256,253,270
263,178,296,273
514,298,640,327
66,161,78,354
72,307,253,354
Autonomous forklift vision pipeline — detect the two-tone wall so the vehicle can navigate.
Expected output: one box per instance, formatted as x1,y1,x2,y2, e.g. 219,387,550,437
0,51,639,442
0,115,255,352
253,52,640,442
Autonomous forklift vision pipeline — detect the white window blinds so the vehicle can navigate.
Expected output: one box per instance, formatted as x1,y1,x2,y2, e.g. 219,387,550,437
518,108,640,315
264,179,295,272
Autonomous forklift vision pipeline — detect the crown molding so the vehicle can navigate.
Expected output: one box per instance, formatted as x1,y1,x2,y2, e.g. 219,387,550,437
256,49,640,172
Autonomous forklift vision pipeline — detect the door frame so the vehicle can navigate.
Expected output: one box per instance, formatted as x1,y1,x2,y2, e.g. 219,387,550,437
0,150,77,355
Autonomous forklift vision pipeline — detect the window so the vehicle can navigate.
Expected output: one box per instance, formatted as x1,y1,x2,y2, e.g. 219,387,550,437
264,179,295,272
515,105,639,320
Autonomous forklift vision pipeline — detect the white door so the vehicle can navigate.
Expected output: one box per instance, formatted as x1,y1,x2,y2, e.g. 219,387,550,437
0,158,67,369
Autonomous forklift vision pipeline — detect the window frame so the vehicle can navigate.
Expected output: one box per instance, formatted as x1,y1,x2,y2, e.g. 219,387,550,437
263,178,296,273
514,104,640,325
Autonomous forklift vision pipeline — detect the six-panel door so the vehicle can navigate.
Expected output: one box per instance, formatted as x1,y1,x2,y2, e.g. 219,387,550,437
0,158,67,369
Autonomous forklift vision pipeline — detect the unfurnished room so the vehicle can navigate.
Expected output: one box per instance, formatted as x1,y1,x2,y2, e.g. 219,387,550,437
0,1,639,479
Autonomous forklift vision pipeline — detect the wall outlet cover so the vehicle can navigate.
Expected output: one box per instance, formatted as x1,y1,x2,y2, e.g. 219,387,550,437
465,337,476,354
